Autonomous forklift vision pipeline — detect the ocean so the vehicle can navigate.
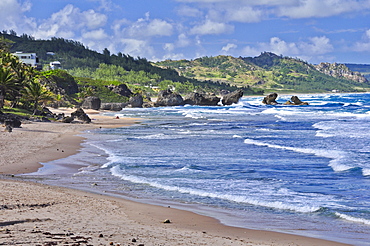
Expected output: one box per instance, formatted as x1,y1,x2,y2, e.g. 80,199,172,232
28,93,370,245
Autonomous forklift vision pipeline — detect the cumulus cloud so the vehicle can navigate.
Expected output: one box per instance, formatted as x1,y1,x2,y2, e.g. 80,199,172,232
176,0,370,21
115,13,173,38
190,19,234,35
242,36,333,60
119,38,154,58
352,29,370,52
0,0,35,32
221,43,237,52
33,4,107,39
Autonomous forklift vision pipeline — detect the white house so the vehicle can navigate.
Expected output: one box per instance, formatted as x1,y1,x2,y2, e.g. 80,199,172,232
12,52,42,70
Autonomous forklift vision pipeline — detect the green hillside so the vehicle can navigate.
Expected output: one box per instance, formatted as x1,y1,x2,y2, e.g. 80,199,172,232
1,32,259,96
156,52,370,93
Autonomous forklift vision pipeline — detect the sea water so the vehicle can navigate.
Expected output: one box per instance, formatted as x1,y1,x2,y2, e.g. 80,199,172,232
28,93,370,245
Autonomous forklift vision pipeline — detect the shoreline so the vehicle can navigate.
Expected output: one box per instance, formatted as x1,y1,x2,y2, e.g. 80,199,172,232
0,108,351,245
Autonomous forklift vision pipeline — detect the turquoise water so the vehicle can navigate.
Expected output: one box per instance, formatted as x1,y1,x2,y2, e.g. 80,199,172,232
31,93,370,245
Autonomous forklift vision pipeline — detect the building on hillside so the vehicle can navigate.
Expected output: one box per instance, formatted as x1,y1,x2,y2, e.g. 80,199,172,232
49,61,62,70
12,52,42,70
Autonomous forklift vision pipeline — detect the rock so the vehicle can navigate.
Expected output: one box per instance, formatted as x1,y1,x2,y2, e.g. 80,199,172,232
5,124,12,132
262,93,279,105
183,92,220,106
1,116,22,128
106,84,133,97
155,89,184,107
71,108,91,123
100,103,127,111
142,101,155,108
163,219,171,223
284,96,309,105
221,89,244,105
129,94,144,108
62,116,74,123
82,96,101,110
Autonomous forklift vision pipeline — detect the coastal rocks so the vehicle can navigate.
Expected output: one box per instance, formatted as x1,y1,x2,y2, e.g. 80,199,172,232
82,96,101,110
70,108,91,123
155,89,184,107
100,103,127,111
284,96,309,105
105,84,133,97
0,112,22,128
128,94,144,108
183,92,220,106
262,93,309,106
262,93,279,105
222,89,244,105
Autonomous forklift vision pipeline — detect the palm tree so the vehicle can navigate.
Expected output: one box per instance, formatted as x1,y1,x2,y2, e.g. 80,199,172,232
22,80,54,114
0,66,16,108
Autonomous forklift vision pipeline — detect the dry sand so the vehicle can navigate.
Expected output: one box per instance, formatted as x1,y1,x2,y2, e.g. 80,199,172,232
0,108,350,245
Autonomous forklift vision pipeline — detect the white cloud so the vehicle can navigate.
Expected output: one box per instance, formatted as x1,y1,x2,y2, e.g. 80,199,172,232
241,36,333,61
221,43,237,52
177,5,203,17
118,13,173,38
119,38,154,58
190,19,234,35
82,28,109,40
33,4,107,39
0,0,35,32
176,0,370,21
352,29,370,52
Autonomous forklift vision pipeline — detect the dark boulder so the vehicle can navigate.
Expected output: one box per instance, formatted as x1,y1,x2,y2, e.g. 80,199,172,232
129,94,144,108
284,96,309,105
62,116,74,123
155,89,184,107
0,114,22,128
262,93,279,105
106,84,133,97
100,103,127,111
222,89,244,105
82,96,101,110
71,108,91,123
183,92,220,106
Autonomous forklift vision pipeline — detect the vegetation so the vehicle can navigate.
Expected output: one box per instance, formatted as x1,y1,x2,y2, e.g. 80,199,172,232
156,52,370,93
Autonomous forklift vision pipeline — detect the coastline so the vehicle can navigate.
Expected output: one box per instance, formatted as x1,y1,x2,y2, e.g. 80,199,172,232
0,108,351,245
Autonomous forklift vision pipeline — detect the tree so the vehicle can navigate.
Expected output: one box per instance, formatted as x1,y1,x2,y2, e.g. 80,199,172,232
0,67,16,108
22,80,54,114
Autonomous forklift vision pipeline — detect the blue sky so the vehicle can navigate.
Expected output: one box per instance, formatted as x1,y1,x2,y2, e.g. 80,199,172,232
1,0,370,64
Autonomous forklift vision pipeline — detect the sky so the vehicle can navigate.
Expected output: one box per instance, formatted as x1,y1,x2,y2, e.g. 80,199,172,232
1,0,370,64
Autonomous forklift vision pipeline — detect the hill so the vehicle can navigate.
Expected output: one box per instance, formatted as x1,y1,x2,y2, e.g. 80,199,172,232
1,32,259,96
156,52,370,93
345,64,370,80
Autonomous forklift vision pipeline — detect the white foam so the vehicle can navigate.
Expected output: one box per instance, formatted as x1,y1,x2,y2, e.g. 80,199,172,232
335,213,370,225
243,139,353,172
362,168,370,176
109,166,321,213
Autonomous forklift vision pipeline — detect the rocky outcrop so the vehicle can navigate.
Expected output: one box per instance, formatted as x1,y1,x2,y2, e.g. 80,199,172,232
183,92,220,106
315,62,368,83
284,96,309,105
105,84,133,97
82,96,101,110
222,89,244,105
155,89,184,107
100,103,127,111
70,108,91,123
0,112,22,128
128,94,144,108
262,93,279,105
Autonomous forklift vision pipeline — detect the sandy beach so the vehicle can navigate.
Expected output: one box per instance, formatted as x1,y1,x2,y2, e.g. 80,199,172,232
0,108,351,245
